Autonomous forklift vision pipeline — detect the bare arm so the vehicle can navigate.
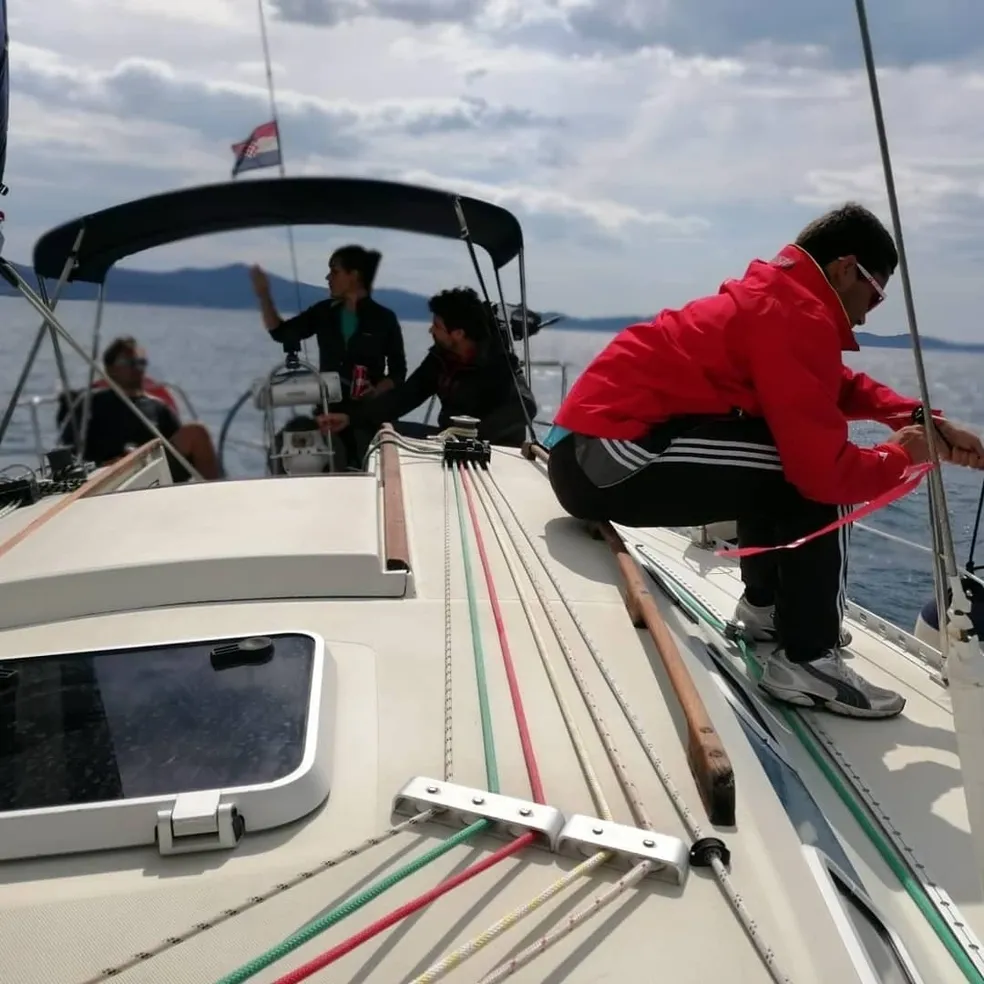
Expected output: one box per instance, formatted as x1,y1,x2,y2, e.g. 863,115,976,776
257,292,283,332
249,265,284,332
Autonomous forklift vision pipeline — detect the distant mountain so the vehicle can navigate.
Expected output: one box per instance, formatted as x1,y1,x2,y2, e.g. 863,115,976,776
2,261,981,352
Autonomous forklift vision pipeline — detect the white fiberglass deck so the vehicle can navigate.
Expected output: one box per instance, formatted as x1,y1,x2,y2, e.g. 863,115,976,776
628,521,984,969
0,442,972,983
0,471,408,630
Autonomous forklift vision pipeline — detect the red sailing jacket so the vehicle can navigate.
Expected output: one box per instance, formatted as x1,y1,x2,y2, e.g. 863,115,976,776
554,244,932,505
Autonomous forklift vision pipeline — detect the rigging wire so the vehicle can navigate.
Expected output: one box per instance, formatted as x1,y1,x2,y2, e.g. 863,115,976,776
967,476,984,573
852,0,971,663
255,0,306,353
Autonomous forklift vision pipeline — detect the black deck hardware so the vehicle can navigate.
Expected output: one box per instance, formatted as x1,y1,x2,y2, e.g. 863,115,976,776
0,476,39,510
443,436,491,469
689,836,731,868
210,636,276,671
0,452,97,512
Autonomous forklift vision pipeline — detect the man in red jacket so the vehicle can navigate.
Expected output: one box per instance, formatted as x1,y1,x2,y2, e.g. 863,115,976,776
547,202,984,720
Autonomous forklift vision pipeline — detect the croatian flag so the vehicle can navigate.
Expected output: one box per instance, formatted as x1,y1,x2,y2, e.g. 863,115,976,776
231,120,281,177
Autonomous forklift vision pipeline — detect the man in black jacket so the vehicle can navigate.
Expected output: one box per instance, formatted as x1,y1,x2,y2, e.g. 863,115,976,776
318,287,537,448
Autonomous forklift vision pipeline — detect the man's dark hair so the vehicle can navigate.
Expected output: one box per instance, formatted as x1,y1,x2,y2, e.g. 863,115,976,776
794,202,898,278
428,287,491,341
103,336,140,367
330,244,382,291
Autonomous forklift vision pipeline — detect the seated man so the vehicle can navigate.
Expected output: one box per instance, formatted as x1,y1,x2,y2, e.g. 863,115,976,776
58,337,221,481
91,374,180,415
318,286,537,450
545,202,984,720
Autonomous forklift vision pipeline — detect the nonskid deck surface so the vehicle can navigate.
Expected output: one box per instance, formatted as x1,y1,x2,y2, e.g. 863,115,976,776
628,522,984,959
0,443,956,983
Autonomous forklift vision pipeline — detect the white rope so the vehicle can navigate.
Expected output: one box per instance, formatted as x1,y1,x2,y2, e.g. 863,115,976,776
480,469,793,984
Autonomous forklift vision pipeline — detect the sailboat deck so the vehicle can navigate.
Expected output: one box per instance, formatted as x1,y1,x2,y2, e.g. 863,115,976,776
630,522,984,966
0,443,970,982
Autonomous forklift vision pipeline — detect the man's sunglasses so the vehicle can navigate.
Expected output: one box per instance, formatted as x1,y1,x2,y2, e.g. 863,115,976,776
856,261,886,311
114,356,147,370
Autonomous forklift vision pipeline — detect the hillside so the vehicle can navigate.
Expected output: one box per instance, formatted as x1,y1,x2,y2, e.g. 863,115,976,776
3,261,980,352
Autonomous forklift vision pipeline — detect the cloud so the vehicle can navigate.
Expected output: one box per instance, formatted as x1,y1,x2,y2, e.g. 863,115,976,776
270,0,984,66
12,43,563,162
4,1,984,336
398,168,707,235
273,0,486,27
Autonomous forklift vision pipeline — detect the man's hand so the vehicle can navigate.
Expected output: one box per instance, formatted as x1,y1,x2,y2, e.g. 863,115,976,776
886,425,931,464
317,413,350,434
248,264,270,297
357,378,395,400
935,419,984,469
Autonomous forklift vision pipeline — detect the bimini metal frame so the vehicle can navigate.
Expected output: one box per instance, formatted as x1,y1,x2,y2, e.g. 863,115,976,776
852,0,984,896
2,176,538,478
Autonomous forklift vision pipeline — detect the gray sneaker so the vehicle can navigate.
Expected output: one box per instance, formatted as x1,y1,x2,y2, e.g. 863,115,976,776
758,649,905,719
733,595,852,649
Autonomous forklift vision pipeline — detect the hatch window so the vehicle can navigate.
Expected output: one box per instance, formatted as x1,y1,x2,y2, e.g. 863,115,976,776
805,848,925,983
709,661,862,880
0,632,335,860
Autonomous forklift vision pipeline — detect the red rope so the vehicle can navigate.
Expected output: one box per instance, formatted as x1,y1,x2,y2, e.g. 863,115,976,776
718,462,934,557
267,463,547,984
459,464,546,803
269,832,535,984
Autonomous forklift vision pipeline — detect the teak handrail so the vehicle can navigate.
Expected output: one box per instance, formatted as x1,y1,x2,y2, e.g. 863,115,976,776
378,424,411,572
594,521,735,826
0,439,165,564
521,438,736,826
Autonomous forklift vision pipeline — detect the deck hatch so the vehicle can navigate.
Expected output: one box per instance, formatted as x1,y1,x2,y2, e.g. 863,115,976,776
0,631,335,861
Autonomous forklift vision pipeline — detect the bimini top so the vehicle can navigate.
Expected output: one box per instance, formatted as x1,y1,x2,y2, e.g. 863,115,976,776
32,176,525,283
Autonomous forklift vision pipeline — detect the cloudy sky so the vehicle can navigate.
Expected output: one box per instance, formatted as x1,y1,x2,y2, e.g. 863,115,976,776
5,1,984,337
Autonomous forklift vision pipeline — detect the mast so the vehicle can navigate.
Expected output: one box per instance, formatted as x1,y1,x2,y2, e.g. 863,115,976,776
256,0,304,316
852,0,984,892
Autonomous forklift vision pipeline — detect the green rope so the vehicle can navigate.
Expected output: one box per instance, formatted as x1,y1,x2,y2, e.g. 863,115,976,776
213,465,504,984
452,463,501,793
213,819,489,984
645,556,984,984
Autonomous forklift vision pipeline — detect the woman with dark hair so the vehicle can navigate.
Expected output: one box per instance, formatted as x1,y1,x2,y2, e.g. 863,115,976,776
249,244,406,399
249,245,406,466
